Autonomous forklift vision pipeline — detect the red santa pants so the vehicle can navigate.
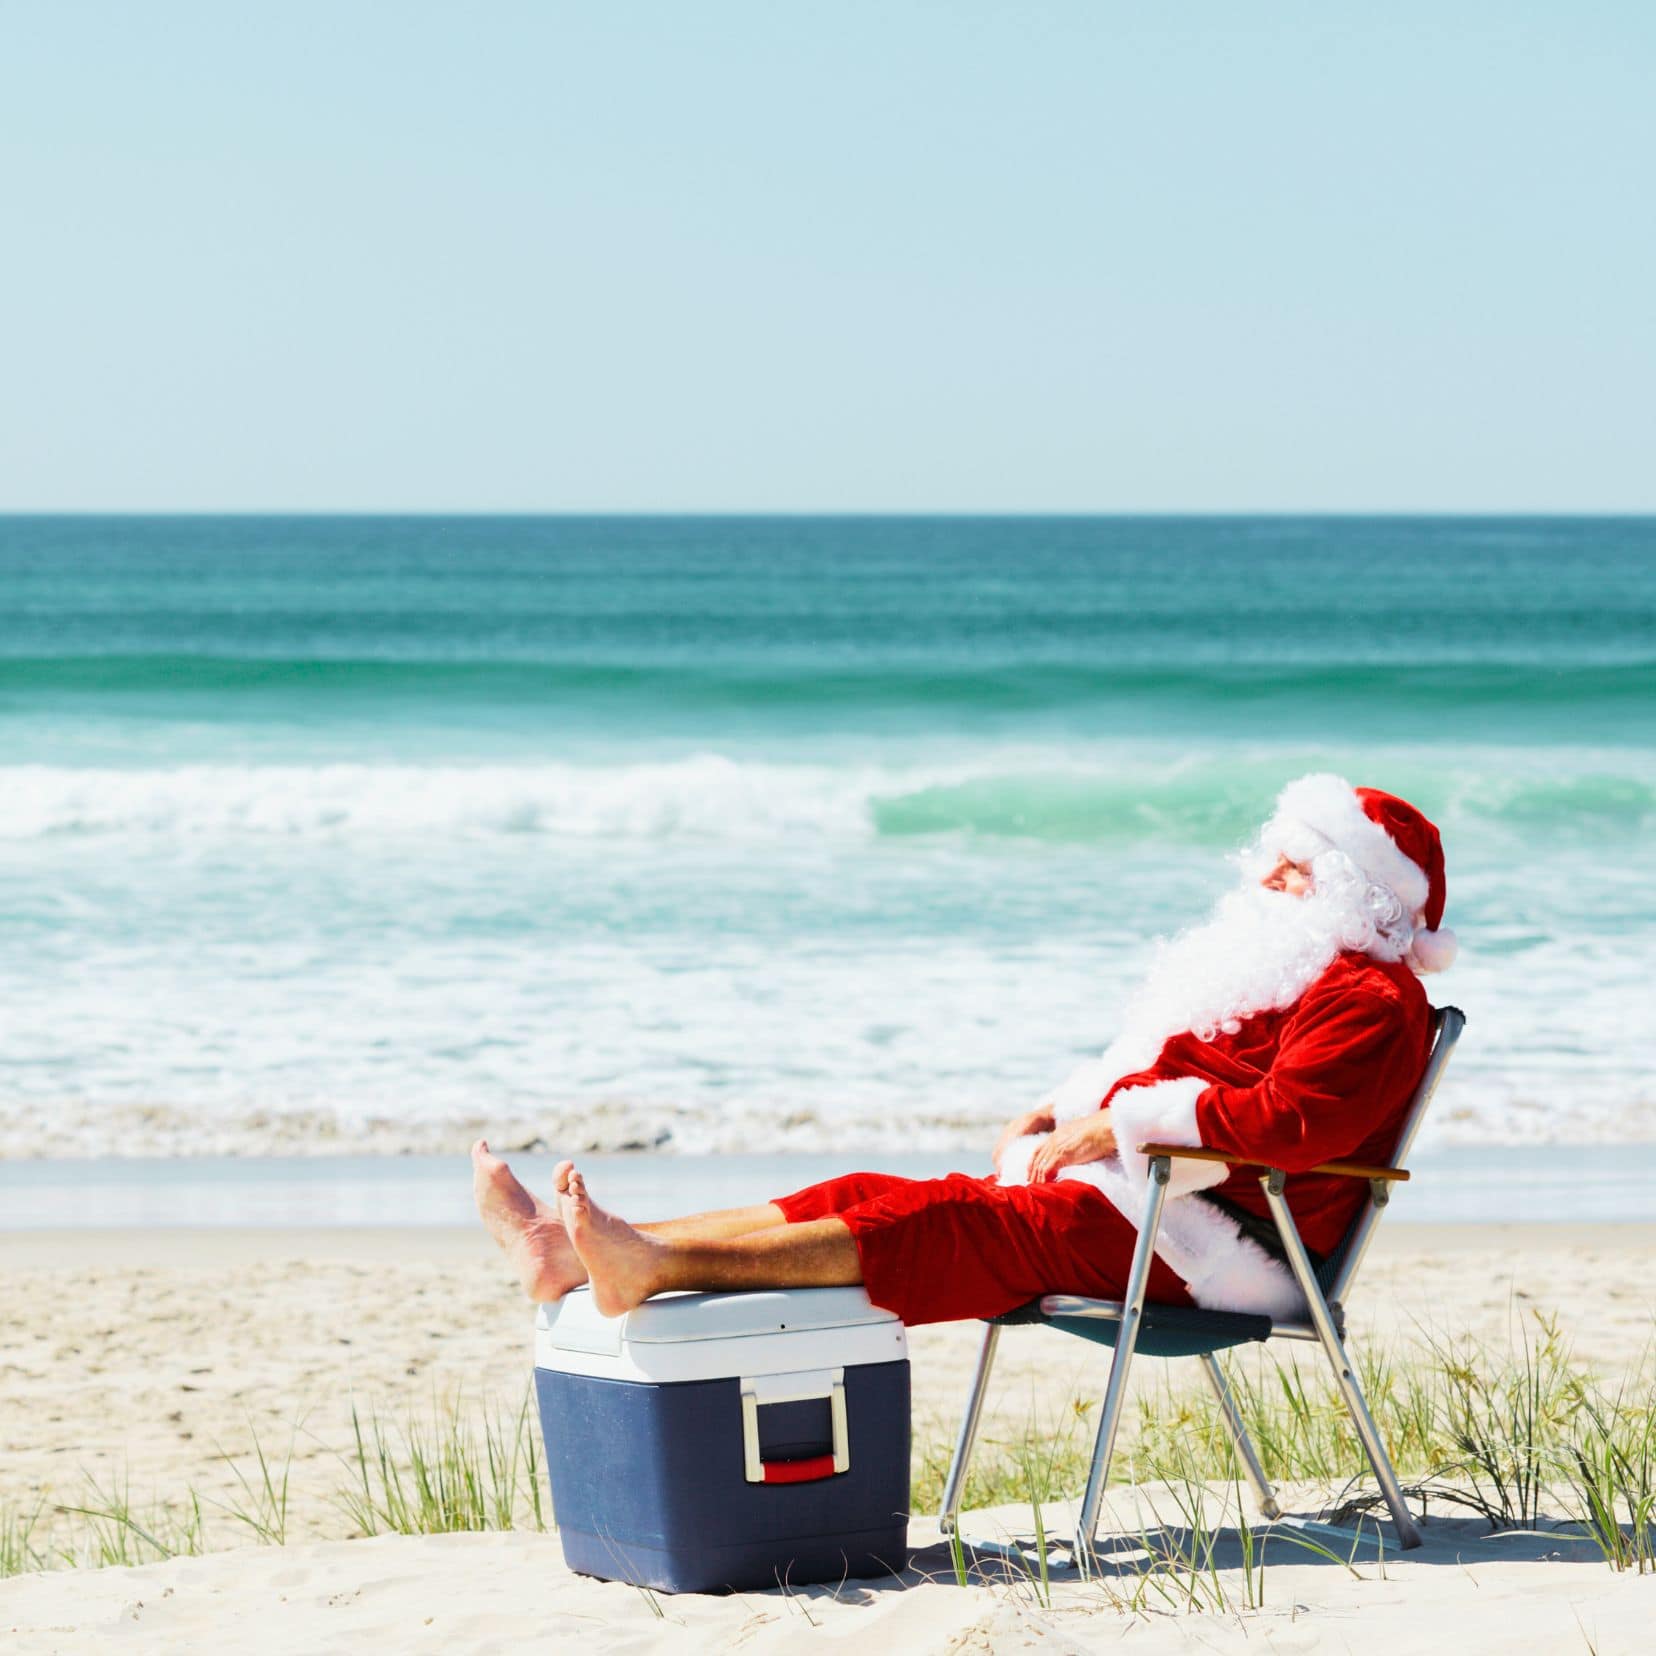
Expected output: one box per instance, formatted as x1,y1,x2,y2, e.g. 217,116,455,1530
770,1170,1195,1327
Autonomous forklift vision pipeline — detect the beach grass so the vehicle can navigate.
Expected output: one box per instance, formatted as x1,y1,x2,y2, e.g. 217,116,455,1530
5,1313,1654,1584
1561,1374,1656,1574
38,1474,207,1571
335,1389,548,1539
0,1498,47,1578
942,1452,1372,1616
916,1311,1655,1553
207,1416,299,1548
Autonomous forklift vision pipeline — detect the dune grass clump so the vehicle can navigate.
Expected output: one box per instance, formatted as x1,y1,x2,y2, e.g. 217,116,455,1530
204,1418,300,1547
942,1440,1373,1617
4,1479,209,1579
914,1312,1656,1571
49,1474,207,1571
57,1483,208,1569
1561,1377,1656,1573
916,1391,1100,1516
1421,1313,1577,1529
336,1388,548,1538
0,1392,549,1581
1,1498,48,1578
1101,1448,1372,1615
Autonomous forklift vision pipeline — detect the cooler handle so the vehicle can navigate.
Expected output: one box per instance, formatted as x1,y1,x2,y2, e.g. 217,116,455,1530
740,1368,849,1484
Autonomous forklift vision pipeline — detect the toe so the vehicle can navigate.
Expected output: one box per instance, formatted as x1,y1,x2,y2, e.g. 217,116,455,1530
474,1140,510,1180
552,1159,574,1194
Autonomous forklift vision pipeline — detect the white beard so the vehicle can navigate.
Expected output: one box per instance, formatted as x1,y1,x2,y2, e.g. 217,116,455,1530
1046,880,1361,1122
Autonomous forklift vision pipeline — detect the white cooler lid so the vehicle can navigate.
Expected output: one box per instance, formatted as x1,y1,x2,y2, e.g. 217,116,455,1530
536,1286,907,1383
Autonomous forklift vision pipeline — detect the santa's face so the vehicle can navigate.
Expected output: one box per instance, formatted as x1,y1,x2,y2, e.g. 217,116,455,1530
1259,852,1314,898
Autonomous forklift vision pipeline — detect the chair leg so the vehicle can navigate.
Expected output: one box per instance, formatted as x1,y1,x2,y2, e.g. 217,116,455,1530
938,1322,1001,1537
1260,1172,1423,1550
1073,1159,1171,1572
1309,1320,1422,1549
1199,1353,1281,1520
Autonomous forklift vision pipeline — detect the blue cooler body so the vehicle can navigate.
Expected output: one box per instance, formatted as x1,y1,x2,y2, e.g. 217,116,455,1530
535,1285,911,1593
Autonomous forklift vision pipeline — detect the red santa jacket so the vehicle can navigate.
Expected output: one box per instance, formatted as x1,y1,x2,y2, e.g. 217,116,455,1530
1103,952,1433,1262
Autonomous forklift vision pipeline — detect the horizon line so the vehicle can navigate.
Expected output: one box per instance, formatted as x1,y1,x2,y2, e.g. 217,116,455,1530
4,508,1656,521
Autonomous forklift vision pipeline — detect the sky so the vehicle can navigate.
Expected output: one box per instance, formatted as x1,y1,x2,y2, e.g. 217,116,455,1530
1,2,1652,512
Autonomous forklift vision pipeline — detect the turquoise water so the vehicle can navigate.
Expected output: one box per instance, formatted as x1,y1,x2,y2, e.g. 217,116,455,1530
1,515,1652,1156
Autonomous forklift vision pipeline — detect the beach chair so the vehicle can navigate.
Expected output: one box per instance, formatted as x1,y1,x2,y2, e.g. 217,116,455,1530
938,1005,1466,1566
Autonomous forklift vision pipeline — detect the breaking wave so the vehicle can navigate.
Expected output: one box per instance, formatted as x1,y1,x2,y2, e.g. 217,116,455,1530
3,755,1651,844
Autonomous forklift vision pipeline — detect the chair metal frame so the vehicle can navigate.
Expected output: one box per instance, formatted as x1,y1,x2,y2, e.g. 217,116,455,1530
938,1005,1467,1568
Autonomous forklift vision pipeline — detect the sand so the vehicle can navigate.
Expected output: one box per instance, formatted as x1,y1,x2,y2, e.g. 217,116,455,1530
3,1221,1654,1652
3,1509,1652,1656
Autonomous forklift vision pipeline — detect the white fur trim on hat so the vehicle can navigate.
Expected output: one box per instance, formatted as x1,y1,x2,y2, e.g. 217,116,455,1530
1409,926,1459,974
1270,773,1430,916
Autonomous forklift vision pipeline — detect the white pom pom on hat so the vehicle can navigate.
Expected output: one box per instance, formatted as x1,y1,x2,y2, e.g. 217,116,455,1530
1268,774,1457,974
1408,924,1459,973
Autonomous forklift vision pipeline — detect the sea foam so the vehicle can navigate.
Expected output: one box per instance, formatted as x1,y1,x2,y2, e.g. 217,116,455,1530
2,753,1651,844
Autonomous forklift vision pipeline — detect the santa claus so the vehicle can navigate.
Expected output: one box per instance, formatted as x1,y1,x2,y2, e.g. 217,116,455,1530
473,775,1457,1327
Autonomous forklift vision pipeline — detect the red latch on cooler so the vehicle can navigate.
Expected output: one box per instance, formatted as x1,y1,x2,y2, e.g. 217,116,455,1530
760,1452,837,1485
740,1368,850,1485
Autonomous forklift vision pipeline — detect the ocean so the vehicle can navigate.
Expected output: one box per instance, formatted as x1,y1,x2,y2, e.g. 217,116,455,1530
2,515,1652,1159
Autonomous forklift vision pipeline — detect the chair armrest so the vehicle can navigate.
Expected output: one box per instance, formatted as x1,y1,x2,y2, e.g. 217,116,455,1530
1136,1143,1410,1183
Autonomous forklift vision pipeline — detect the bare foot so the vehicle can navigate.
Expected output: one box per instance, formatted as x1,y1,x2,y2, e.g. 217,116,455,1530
471,1140,587,1302
559,1165,667,1317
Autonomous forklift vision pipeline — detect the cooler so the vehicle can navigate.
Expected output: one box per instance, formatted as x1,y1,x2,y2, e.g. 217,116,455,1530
534,1285,911,1593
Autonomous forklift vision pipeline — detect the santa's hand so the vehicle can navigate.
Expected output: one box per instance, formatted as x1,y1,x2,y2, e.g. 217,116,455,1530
993,1105,1056,1173
1026,1113,1117,1183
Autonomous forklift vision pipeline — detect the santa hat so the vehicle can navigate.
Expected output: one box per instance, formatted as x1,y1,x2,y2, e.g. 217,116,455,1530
1267,774,1458,973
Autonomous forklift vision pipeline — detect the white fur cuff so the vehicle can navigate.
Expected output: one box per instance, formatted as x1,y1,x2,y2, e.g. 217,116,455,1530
994,1132,1044,1187
1109,1076,1227,1198
1044,1057,1118,1124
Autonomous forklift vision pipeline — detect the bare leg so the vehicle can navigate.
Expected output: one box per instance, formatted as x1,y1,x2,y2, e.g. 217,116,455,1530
642,1204,789,1242
560,1164,860,1318
472,1142,793,1301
